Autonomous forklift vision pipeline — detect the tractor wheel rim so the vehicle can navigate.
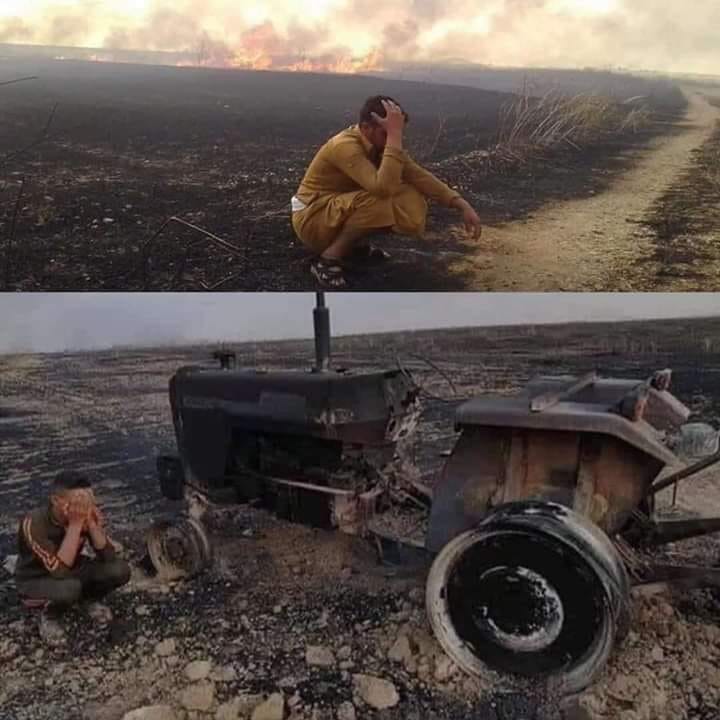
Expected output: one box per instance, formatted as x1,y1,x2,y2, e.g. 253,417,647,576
473,565,564,653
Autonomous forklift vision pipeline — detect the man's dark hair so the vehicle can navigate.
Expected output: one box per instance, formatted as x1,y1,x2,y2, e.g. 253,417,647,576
359,95,410,126
53,470,91,491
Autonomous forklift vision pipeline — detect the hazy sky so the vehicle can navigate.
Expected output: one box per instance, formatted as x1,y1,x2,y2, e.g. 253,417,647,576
1,292,719,355
0,0,718,74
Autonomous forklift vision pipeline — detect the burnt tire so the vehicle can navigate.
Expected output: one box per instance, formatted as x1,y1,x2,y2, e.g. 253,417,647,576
426,501,630,695
146,517,212,581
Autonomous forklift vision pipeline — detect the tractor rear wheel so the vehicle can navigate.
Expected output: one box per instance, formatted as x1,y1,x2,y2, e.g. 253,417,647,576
426,501,629,694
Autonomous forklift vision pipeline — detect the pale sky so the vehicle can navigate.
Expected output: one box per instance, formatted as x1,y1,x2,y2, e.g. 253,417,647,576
1,293,719,355
0,0,717,74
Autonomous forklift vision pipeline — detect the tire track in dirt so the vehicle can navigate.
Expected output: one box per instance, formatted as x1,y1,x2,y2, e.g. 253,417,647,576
452,91,720,291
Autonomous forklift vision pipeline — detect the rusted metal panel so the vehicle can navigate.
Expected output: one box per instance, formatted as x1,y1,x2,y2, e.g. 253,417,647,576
428,419,668,550
503,430,527,505
493,429,658,535
530,372,598,412
514,429,581,507
589,436,663,533
426,426,508,553
455,395,676,465
525,375,690,431
573,436,602,519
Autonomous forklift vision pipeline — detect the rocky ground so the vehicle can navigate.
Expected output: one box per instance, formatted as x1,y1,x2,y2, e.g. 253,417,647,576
2,318,720,719
2,503,719,720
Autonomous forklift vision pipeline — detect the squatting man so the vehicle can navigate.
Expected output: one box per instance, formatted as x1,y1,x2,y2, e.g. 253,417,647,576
291,95,483,287
14,470,131,640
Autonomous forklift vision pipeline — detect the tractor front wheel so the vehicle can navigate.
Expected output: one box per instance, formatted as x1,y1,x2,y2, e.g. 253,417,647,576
146,517,212,581
426,501,629,694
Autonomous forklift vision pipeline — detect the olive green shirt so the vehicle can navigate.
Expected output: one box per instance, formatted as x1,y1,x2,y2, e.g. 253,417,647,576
16,506,115,581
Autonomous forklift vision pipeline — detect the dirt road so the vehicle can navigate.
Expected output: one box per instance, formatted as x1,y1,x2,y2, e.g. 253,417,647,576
453,91,720,291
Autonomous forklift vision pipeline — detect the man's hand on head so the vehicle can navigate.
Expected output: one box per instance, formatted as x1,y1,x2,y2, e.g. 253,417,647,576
371,100,405,137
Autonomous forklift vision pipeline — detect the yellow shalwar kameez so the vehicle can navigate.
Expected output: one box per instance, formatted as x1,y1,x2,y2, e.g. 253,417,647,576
291,125,461,254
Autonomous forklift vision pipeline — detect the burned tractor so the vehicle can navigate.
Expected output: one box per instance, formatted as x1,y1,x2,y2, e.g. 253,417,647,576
152,294,720,694
157,293,420,528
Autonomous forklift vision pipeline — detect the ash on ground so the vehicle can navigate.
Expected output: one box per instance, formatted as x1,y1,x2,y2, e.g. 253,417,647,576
3,324,720,720
1,502,719,720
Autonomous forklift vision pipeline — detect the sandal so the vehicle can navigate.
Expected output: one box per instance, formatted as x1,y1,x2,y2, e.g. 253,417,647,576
352,244,391,263
311,257,347,288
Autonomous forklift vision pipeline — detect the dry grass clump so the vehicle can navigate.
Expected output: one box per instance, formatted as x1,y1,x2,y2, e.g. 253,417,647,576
486,88,652,169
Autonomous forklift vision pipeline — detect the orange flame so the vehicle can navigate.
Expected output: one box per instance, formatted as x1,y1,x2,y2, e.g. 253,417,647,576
200,21,384,74
53,48,383,74
50,20,384,75
239,48,383,74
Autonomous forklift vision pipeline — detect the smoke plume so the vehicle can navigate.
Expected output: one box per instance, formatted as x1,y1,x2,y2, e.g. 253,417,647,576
0,0,718,74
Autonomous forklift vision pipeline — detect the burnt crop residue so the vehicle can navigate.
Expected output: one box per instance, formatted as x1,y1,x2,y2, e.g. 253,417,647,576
640,111,720,289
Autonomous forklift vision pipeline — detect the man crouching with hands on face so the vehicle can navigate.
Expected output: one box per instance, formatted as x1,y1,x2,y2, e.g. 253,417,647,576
291,95,483,288
15,470,130,641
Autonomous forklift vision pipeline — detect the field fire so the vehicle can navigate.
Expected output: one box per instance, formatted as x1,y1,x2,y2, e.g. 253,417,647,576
2,51,713,291
23,35,386,75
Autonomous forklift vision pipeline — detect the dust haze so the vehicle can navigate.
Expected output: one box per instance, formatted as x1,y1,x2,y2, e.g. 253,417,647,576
1,293,720,355
0,1,718,74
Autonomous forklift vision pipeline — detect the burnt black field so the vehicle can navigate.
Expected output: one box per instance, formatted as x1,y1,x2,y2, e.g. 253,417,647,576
3,315,720,720
3,314,720,554
0,58,686,291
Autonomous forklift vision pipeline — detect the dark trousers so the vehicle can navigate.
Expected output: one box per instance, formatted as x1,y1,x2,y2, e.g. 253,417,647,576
16,557,131,607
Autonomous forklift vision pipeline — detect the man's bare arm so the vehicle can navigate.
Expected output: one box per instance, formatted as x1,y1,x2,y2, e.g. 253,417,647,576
56,493,93,569
450,196,483,239
87,506,116,560
55,521,85,569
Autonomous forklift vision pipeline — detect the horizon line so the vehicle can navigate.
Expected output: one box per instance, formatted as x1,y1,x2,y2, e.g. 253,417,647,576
3,311,719,359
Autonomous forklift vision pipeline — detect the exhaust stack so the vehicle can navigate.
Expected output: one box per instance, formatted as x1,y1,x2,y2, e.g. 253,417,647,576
313,292,331,372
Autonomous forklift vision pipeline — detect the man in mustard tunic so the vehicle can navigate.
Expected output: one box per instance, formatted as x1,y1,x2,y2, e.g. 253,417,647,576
291,95,483,287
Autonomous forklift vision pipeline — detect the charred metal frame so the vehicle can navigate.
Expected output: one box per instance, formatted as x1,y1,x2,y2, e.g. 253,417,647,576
165,293,420,538
158,296,720,593
428,371,720,589
151,299,720,695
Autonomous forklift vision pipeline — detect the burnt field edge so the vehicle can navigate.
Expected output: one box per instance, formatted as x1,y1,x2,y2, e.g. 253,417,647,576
0,60,689,290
